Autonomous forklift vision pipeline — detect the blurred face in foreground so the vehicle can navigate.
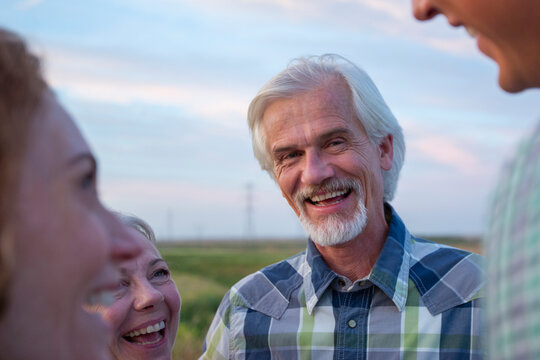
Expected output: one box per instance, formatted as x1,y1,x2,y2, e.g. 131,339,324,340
102,229,181,360
411,0,540,92
1,92,141,360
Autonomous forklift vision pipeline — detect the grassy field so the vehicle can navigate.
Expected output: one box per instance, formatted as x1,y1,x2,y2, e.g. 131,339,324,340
159,237,481,359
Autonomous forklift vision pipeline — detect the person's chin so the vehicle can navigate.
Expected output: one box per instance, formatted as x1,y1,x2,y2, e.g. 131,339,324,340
304,215,362,247
497,68,529,93
114,345,171,360
76,310,113,360
312,235,354,247
477,37,527,93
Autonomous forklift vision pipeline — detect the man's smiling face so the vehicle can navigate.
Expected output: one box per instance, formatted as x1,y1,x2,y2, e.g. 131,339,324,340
262,77,392,246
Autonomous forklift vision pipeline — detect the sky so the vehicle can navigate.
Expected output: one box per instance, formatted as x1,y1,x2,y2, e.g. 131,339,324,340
3,0,539,240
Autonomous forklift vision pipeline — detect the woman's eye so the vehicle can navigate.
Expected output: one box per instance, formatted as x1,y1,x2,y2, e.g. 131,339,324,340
113,279,129,298
153,268,170,279
117,279,130,289
81,169,96,190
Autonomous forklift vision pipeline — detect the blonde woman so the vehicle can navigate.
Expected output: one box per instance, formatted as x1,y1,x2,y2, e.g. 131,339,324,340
101,214,181,360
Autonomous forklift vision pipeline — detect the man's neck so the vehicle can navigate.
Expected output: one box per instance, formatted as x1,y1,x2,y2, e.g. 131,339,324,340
314,207,390,282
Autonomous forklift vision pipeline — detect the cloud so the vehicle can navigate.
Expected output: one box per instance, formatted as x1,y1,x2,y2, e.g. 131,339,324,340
54,76,248,127
183,0,407,21
42,45,251,129
420,34,477,57
409,136,482,175
181,0,475,57
15,0,43,10
102,177,243,205
400,117,498,177
358,0,408,21
122,0,472,58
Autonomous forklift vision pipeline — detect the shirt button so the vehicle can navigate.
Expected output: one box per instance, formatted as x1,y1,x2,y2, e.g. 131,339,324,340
347,319,357,328
338,279,346,287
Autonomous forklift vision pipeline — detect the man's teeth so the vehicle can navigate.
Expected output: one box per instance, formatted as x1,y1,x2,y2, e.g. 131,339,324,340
310,190,347,203
466,26,477,37
86,290,115,307
125,321,165,338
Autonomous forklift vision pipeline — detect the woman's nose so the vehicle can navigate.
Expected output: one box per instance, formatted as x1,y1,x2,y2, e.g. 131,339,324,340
133,282,164,311
109,213,143,263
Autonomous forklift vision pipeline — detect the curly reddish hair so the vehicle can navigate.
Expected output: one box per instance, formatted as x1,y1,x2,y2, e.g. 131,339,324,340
0,28,46,315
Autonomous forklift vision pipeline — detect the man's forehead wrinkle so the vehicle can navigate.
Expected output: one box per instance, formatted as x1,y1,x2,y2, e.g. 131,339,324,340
275,100,350,130
271,126,309,155
263,78,357,160
269,113,350,147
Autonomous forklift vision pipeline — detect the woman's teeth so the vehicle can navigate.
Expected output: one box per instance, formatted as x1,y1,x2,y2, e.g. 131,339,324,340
125,321,165,338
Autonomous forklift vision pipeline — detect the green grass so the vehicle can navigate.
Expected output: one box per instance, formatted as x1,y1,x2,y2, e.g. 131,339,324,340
159,240,306,360
158,237,480,359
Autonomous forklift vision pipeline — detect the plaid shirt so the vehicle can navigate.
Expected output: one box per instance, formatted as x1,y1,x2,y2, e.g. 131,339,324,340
486,123,540,360
201,207,484,359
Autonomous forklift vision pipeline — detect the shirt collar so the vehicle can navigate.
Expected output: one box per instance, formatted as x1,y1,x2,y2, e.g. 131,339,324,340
303,204,411,314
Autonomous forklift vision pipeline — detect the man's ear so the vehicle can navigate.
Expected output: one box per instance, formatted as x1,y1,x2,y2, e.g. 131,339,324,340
379,134,393,171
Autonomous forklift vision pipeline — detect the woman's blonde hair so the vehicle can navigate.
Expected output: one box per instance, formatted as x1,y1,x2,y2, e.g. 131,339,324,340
117,213,157,245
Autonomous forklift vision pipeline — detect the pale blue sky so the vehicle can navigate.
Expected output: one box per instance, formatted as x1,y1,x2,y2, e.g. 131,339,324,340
3,0,539,239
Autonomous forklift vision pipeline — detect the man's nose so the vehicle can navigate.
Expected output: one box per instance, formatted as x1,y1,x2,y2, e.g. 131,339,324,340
411,0,439,21
301,151,334,185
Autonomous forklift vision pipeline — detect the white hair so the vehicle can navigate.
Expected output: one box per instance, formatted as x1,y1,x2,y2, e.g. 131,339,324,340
116,213,157,245
295,177,368,247
247,54,405,202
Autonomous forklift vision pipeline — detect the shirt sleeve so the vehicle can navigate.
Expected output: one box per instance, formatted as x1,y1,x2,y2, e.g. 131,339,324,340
199,290,232,360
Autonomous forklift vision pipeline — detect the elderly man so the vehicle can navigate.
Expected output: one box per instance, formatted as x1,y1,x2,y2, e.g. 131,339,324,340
411,1,540,359
201,54,484,359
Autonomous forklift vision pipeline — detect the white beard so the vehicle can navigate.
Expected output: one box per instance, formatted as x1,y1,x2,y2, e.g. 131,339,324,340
295,178,368,247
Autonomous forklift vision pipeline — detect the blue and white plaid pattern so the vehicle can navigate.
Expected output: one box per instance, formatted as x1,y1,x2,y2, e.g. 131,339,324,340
201,207,484,359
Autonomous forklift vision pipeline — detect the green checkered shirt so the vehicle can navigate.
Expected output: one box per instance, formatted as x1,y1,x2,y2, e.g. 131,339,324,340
486,123,540,359
201,207,484,359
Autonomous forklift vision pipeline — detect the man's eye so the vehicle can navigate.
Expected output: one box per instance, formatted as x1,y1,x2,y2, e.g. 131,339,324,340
283,152,300,161
328,139,345,147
